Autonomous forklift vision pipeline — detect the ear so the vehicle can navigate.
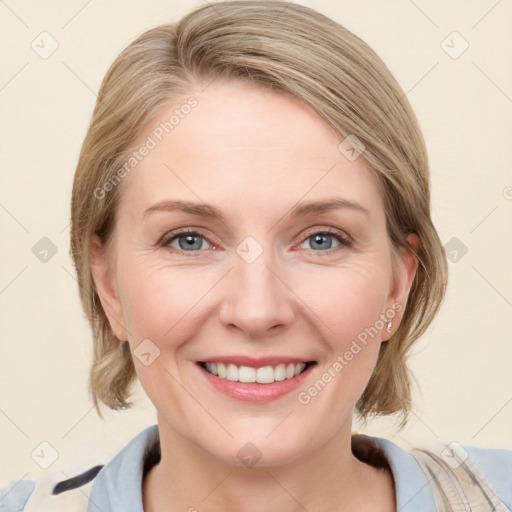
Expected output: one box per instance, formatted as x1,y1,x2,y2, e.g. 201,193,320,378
384,233,419,339
89,235,128,341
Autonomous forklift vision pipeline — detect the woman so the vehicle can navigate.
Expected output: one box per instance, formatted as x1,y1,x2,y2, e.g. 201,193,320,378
1,1,510,511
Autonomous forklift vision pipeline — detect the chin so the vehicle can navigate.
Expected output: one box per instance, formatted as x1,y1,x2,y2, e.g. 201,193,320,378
204,431,314,469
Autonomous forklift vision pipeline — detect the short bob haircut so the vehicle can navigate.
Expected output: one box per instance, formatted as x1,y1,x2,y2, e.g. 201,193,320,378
70,0,448,426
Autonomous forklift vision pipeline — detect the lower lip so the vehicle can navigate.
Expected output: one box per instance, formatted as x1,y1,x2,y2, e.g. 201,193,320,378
197,363,316,402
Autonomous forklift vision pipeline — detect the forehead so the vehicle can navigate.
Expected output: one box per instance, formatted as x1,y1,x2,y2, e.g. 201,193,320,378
116,80,384,224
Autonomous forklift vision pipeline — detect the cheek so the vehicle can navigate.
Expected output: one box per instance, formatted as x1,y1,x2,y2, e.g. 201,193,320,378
296,258,390,343
118,260,211,347
292,259,390,396
292,268,388,416
120,251,391,351
118,263,214,406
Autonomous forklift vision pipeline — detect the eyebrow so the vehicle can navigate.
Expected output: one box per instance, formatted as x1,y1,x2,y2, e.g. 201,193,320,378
143,198,372,222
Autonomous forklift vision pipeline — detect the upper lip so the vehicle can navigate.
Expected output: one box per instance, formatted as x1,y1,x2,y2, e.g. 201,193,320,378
198,356,315,367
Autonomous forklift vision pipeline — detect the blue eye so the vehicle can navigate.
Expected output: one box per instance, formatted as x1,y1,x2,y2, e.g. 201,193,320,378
300,230,352,252
161,228,351,255
163,231,212,252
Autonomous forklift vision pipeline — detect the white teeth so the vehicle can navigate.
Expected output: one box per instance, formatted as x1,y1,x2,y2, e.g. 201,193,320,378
238,366,256,382
226,364,238,381
274,364,286,381
203,362,307,383
256,366,275,384
217,363,226,378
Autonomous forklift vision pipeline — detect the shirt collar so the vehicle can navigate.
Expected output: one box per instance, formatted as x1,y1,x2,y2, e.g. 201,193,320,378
368,436,437,511
88,424,159,512
88,424,436,512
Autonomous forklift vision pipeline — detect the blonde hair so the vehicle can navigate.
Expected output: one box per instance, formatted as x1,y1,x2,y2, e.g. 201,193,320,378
70,0,448,425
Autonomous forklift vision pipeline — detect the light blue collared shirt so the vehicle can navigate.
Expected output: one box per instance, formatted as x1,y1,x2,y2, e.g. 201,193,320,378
1,424,511,511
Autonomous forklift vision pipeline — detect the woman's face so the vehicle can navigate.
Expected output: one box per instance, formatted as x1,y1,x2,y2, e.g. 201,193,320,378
91,79,417,467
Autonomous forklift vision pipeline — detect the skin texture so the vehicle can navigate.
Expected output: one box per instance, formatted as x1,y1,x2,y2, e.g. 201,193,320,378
90,79,418,512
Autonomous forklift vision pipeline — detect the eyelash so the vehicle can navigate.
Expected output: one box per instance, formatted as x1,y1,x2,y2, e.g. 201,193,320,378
160,227,352,256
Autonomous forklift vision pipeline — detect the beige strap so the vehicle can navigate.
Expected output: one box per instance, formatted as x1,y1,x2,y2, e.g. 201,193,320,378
412,447,510,511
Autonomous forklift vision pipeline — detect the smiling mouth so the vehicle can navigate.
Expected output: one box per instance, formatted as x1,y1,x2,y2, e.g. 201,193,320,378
198,361,316,384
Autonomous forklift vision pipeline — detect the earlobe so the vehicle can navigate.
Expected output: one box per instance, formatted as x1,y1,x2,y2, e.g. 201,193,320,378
89,235,127,341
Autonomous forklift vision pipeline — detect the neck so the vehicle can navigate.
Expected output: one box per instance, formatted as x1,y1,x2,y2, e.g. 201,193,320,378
143,419,396,512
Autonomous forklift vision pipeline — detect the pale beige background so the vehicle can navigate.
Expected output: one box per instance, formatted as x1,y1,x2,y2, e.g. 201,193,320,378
1,0,511,485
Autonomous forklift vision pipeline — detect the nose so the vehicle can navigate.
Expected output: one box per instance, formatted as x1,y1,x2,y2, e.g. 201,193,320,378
218,246,295,339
